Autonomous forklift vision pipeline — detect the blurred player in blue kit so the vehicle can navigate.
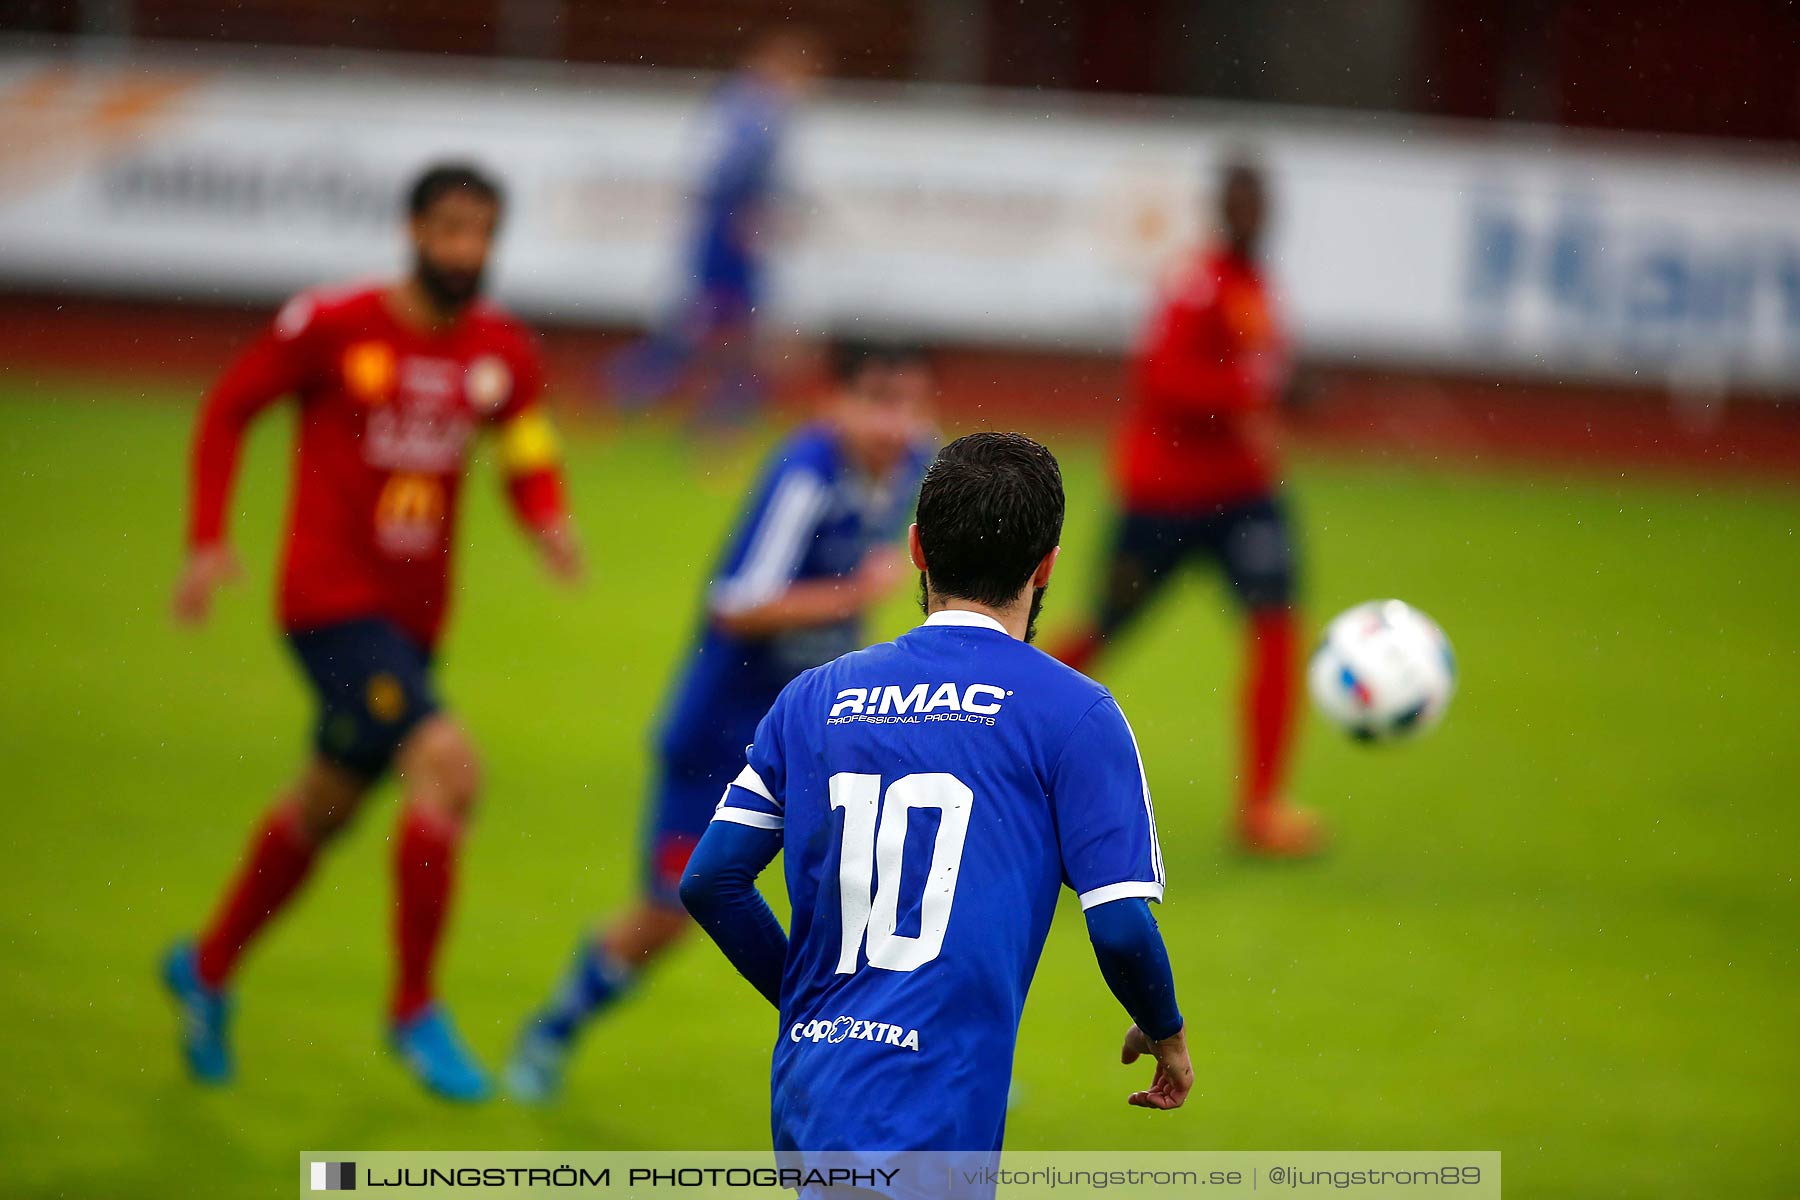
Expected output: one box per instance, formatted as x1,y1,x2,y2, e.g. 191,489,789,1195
680,432,1192,1161
509,344,934,1099
609,30,823,426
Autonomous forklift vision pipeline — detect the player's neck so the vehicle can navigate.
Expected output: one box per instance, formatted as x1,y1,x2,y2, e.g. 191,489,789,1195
926,597,1028,642
828,418,892,483
387,280,465,332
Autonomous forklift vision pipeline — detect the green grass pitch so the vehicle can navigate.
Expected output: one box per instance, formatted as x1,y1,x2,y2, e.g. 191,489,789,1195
0,382,1795,1198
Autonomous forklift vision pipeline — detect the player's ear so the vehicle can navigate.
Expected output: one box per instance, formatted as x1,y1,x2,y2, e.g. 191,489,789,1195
1032,546,1059,588
907,524,928,572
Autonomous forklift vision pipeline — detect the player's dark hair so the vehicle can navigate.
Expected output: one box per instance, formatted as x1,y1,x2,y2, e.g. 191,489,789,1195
408,162,504,218
915,432,1064,609
1215,154,1267,218
829,340,932,387
1218,154,1263,186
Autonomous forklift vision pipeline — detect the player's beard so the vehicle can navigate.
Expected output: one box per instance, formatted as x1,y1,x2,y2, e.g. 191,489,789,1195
1024,586,1047,644
414,253,484,314
916,573,1049,643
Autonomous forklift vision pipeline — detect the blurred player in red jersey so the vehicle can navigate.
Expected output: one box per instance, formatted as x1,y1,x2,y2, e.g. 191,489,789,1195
161,163,583,1101
1053,159,1321,857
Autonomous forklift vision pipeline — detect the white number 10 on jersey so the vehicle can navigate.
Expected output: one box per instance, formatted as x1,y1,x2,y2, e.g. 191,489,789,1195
828,772,973,974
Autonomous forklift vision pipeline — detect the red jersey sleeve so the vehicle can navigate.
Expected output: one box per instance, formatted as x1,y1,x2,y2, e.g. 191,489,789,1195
489,332,569,532
186,295,322,548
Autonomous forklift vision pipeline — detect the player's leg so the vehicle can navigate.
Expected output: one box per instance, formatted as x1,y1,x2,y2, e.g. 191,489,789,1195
513,897,689,1078
1052,511,1188,674
387,712,492,1102
1213,495,1321,856
163,756,369,1084
696,322,762,433
609,323,697,412
506,757,714,1102
163,621,399,1084
692,281,764,432
278,619,467,1037
607,279,724,412
190,756,368,980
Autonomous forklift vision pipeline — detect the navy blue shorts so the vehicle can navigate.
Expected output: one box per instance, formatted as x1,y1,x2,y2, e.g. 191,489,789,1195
642,749,745,908
643,653,787,907
1098,496,1298,632
285,619,440,780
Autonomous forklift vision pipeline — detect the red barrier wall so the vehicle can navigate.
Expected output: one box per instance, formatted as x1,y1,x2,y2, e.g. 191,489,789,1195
2,292,1795,482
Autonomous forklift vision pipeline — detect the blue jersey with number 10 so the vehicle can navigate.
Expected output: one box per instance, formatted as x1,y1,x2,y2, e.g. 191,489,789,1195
712,609,1166,1152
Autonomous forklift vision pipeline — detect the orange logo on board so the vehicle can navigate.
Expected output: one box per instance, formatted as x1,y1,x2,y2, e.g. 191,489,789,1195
343,342,397,405
0,66,198,199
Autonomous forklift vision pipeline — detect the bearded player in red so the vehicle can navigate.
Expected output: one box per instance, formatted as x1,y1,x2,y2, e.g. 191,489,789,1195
161,163,582,1101
1053,159,1320,857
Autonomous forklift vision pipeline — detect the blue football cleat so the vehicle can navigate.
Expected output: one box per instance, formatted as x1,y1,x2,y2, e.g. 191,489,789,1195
161,940,233,1085
504,1022,572,1104
390,1005,491,1103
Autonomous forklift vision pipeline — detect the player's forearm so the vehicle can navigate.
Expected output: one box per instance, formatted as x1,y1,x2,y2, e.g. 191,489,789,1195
679,821,787,1008
187,397,253,548
1086,897,1183,1042
711,579,864,639
505,467,569,532
498,408,569,532
187,340,294,546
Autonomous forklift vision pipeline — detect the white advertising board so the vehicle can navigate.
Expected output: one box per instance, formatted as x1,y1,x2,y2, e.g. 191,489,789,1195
3,53,1797,385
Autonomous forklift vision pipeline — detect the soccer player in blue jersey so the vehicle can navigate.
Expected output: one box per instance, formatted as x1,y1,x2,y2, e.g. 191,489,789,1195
609,30,823,425
507,344,934,1100
680,431,1193,1159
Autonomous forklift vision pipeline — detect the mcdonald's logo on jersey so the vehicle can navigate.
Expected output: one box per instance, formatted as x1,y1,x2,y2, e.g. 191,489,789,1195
374,472,446,556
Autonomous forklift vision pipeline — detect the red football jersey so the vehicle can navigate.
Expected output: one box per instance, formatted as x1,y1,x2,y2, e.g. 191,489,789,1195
188,283,568,647
1115,244,1289,512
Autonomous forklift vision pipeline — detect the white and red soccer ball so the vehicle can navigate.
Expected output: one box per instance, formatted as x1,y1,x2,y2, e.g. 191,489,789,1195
1308,600,1456,742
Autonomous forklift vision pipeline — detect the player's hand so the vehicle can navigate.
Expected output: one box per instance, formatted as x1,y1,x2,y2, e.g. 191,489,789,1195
1121,1024,1193,1111
172,543,242,626
536,521,585,586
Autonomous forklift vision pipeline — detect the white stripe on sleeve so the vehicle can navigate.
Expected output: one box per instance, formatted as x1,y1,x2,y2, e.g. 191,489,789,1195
1119,711,1165,887
712,807,784,830
1078,880,1166,910
728,764,779,809
712,470,829,614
